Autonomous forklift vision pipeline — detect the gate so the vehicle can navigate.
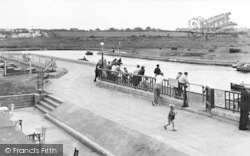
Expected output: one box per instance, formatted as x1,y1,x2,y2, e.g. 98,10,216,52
206,86,214,111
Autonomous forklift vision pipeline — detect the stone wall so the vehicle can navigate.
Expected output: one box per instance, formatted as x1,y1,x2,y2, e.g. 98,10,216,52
96,80,183,107
0,93,39,109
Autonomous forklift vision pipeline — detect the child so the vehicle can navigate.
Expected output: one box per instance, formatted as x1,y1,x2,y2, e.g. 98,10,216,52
164,104,177,131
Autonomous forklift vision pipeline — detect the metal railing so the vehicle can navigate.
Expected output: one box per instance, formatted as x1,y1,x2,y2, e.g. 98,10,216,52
0,51,52,68
98,68,206,101
206,87,241,113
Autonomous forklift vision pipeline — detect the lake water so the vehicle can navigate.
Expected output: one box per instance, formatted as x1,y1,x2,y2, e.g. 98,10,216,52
27,50,250,91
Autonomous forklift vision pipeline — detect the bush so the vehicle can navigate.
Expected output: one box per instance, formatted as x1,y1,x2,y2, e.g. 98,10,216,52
209,49,214,52
229,48,241,53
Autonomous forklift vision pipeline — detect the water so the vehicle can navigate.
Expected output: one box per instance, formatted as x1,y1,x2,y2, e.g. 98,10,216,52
27,50,250,91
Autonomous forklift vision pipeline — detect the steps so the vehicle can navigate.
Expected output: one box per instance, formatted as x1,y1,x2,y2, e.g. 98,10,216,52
35,94,64,114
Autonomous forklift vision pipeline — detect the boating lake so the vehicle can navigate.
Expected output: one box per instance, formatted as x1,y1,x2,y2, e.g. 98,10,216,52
27,50,250,91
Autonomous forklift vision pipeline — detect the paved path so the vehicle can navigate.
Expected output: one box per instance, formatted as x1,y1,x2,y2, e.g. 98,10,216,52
46,60,250,156
11,107,99,156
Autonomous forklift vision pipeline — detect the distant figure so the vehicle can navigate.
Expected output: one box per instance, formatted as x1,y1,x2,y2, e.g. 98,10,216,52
111,64,121,81
111,58,117,67
154,64,161,77
179,72,189,107
94,62,101,82
106,61,112,80
138,66,145,85
122,67,129,83
152,73,164,106
175,72,182,96
239,87,250,130
164,104,177,131
132,65,140,87
107,61,112,70
133,65,140,75
118,58,122,65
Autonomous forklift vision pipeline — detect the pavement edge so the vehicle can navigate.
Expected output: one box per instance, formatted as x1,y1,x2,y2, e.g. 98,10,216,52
44,113,115,156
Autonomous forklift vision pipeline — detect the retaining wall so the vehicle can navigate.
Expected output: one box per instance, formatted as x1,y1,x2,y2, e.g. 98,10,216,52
0,93,39,109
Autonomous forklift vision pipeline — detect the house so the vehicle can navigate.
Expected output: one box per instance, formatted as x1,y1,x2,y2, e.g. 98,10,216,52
0,34,7,38
15,28,28,33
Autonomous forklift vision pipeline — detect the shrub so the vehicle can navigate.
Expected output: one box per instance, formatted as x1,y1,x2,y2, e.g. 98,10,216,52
229,48,241,53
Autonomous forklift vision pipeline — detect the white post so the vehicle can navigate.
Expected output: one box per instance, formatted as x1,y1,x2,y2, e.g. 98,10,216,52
29,59,32,74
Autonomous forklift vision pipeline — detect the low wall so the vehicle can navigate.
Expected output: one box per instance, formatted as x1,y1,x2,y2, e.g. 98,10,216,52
96,80,183,107
0,93,39,109
211,108,240,125
46,101,187,156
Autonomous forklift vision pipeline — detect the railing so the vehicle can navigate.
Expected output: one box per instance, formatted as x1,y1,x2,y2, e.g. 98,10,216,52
212,89,241,112
225,90,241,112
98,68,206,101
0,51,52,68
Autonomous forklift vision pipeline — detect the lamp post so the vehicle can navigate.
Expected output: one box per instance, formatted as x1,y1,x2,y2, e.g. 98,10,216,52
100,42,104,68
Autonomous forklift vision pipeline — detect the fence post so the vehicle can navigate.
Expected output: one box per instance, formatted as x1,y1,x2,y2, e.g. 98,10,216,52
29,60,32,74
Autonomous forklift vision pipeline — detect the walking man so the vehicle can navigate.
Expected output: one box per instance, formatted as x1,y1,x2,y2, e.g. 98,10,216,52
239,87,250,130
152,73,164,106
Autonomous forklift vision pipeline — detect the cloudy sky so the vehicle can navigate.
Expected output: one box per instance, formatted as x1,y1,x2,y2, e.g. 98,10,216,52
0,0,249,30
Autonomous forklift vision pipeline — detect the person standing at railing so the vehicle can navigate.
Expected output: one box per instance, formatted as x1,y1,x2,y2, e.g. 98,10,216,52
175,72,182,96
154,64,161,77
239,87,250,130
122,67,129,83
132,65,140,88
106,61,112,79
152,72,164,106
111,64,121,82
138,66,145,85
179,72,189,107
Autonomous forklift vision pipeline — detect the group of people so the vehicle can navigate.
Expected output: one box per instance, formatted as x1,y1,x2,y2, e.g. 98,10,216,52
151,64,189,131
152,64,189,107
94,61,190,131
94,58,148,88
94,60,250,131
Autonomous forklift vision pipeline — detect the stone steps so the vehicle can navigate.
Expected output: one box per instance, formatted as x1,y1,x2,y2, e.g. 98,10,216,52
35,94,64,114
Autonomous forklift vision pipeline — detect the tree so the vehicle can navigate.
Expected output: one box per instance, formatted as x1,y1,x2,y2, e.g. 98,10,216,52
145,26,151,31
108,27,117,32
133,27,144,32
95,28,101,32
125,28,132,32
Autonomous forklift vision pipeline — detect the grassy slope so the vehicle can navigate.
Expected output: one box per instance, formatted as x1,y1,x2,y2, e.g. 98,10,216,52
0,74,37,96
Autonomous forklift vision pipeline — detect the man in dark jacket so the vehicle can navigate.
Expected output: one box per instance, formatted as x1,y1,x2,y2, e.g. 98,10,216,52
154,64,161,77
239,87,250,130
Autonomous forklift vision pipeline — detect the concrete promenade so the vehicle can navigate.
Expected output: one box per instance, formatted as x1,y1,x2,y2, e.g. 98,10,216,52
46,60,250,156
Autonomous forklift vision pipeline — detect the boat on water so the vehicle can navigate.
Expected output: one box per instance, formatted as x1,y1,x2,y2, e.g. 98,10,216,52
85,51,93,55
78,57,89,61
236,64,250,72
232,61,243,68
231,82,250,91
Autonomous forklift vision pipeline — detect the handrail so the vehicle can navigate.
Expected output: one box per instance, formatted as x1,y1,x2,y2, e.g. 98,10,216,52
43,59,56,72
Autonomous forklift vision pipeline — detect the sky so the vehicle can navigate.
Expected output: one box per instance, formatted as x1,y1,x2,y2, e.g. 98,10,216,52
0,0,249,30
